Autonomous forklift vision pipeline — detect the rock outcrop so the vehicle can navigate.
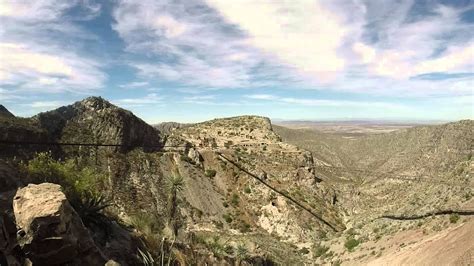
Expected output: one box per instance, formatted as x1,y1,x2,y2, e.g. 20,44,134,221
13,183,107,265
33,97,162,151
0,105,14,118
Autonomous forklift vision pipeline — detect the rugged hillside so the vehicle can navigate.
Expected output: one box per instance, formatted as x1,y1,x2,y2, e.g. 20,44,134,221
275,120,473,176
34,97,162,151
0,97,162,157
154,122,191,134
1,98,472,265
0,98,345,264
0,105,14,118
275,121,474,265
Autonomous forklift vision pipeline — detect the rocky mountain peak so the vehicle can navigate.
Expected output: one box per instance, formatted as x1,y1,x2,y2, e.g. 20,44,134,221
0,105,14,118
77,96,114,112
173,115,281,148
29,97,162,149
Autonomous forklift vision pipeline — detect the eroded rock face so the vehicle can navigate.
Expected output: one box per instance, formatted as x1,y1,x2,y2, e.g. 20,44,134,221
187,147,203,167
33,96,162,152
13,183,106,265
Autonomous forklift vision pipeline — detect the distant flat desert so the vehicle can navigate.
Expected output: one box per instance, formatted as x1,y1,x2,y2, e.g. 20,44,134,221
274,120,444,135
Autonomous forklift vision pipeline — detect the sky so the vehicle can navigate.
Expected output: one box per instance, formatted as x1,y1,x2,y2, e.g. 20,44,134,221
0,0,473,123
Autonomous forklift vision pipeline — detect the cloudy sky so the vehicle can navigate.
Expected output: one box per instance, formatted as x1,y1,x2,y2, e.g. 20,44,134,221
0,0,473,123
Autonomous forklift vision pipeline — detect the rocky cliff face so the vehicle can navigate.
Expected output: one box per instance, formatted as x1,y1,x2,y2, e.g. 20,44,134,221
1,99,336,264
34,97,162,151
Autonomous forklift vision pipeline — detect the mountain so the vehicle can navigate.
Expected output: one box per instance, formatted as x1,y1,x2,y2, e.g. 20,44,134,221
0,105,14,118
275,120,473,264
154,121,191,134
34,96,162,151
1,98,343,264
0,97,472,265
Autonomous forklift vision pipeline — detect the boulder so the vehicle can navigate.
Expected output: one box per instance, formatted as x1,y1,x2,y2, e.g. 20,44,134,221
188,147,203,167
13,183,107,265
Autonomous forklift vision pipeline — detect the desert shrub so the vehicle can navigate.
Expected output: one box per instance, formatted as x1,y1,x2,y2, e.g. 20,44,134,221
344,238,360,252
180,155,194,164
318,231,327,240
237,221,251,233
165,175,185,237
224,245,234,255
72,192,111,231
208,236,224,257
130,212,163,250
22,152,106,200
223,213,233,223
313,245,329,258
299,247,310,255
22,152,110,240
236,244,249,260
244,186,251,193
231,193,239,206
205,169,217,178
224,141,233,149
449,214,460,223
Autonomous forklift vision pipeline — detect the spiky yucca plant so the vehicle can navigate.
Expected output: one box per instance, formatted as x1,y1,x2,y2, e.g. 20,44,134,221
165,175,184,236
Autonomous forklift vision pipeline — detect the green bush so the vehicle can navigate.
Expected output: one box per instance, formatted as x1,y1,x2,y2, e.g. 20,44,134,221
22,152,105,199
344,238,360,252
22,152,110,238
449,214,460,223
205,169,217,178
231,193,239,206
244,186,251,193
223,213,233,223
313,245,329,258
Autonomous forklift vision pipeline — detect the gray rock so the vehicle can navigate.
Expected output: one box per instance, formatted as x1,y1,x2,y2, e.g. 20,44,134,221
13,183,107,265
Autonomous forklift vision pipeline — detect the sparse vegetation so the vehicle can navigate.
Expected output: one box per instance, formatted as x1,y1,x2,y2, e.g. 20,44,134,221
223,213,233,223
449,214,460,223
231,193,239,206
180,155,194,164
344,238,360,252
205,169,217,177
21,152,106,199
313,245,329,258
166,175,185,236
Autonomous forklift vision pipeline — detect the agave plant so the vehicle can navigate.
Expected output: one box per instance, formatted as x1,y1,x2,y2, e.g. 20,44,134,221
165,175,185,236
137,247,155,266
71,192,112,239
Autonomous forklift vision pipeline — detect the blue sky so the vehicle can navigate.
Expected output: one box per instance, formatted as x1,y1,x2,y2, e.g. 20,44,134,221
0,0,473,123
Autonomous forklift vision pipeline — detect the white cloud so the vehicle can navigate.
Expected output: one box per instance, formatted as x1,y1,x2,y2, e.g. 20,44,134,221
113,0,272,88
244,94,277,100
0,0,105,93
0,43,105,92
205,0,349,81
245,94,407,110
184,95,216,101
358,3,474,79
119,81,150,88
112,93,163,107
0,0,75,21
29,101,68,109
352,42,376,64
